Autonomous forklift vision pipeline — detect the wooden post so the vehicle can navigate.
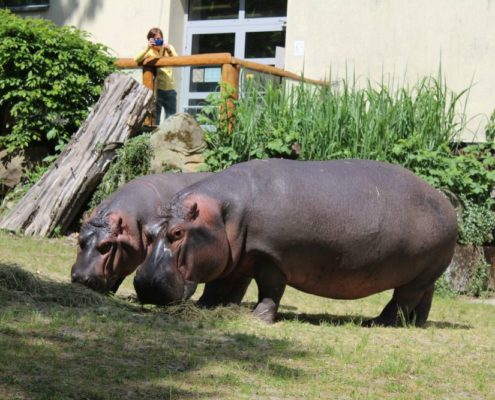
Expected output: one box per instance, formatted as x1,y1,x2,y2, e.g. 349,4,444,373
221,63,240,133
142,66,156,126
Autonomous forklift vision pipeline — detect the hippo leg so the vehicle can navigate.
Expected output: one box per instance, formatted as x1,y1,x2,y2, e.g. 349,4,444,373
363,284,434,327
110,276,126,294
410,285,434,327
198,272,252,307
253,262,287,324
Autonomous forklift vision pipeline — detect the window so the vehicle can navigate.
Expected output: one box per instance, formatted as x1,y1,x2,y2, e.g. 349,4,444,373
245,31,286,58
191,32,235,55
0,0,49,11
245,0,287,18
188,0,239,21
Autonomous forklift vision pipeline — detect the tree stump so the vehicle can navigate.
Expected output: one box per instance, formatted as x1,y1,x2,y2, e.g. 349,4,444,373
0,73,153,236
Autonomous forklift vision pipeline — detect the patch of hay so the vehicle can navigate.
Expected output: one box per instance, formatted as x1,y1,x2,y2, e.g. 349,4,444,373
0,264,107,307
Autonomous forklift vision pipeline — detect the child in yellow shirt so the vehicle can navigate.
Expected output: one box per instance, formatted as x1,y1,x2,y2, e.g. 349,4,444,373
135,27,178,124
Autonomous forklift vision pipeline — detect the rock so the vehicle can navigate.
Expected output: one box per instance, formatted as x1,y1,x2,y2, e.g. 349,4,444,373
0,146,50,196
445,244,486,293
482,246,495,290
0,150,23,196
149,113,207,173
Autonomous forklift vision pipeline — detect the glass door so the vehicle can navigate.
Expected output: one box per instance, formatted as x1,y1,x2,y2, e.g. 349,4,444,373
181,0,287,115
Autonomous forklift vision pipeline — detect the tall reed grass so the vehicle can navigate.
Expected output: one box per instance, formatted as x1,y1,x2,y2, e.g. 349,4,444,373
200,71,469,167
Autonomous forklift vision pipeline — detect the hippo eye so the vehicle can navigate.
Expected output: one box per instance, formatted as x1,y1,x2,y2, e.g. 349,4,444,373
168,228,184,242
96,242,112,254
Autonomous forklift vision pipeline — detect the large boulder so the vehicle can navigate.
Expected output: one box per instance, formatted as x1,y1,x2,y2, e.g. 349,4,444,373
149,113,207,173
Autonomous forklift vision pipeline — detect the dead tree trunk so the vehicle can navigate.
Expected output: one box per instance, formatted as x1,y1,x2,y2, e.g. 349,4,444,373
0,73,153,236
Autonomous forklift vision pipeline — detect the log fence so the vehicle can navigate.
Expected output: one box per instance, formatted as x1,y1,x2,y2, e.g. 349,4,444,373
115,53,325,125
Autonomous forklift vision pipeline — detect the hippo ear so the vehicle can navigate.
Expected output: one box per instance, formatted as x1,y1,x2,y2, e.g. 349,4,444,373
108,213,124,236
186,202,199,221
186,203,199,222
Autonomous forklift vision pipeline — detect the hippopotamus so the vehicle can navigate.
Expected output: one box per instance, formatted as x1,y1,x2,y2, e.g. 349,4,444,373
71,172,211,293
134,159,457,326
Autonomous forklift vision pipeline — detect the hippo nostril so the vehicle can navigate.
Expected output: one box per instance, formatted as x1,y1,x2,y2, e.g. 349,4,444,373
71,271,83,283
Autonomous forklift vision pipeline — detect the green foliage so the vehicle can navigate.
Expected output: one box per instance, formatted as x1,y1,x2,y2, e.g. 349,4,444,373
434,274,458,298
198,73,467,170
467,260,493,298
0,9,116,153
389,141,495,205
88,134,153,209
485,110,495,142
457,196,495,246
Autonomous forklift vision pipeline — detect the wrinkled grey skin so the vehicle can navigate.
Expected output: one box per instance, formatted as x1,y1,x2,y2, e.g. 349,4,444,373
135,159,457,326
71,172,211,294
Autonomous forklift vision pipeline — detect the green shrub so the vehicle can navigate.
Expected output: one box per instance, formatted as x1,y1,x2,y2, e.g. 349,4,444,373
434,274,458,298
457,197,495,246
198,72,468,170
389,141,495,205
467,260,493,298
0,9,116,153
88,134,153,209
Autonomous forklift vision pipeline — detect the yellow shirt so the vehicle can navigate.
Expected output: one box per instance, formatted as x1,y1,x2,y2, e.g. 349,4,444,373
134,45,177,91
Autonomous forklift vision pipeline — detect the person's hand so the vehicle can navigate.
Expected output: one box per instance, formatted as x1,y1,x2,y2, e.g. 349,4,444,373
163,43,172,54
147,38,155,48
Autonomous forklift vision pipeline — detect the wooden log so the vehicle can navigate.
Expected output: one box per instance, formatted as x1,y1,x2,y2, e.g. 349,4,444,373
0,73,154,236
115,53,233,69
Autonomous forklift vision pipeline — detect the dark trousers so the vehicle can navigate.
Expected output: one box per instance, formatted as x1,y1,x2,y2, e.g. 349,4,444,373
155,89,177,124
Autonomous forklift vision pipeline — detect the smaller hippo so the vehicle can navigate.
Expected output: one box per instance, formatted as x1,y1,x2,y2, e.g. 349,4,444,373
71,172,210,293
134,159,457,326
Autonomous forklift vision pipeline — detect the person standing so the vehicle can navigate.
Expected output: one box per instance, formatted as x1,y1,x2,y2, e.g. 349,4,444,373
135,27,177,124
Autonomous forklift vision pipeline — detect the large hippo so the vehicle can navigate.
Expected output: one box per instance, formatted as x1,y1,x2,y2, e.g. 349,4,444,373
134,159,457,326
71,172,211,293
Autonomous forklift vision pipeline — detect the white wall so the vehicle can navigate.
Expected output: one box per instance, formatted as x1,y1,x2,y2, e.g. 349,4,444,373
285,0,495,140
32,0,176,57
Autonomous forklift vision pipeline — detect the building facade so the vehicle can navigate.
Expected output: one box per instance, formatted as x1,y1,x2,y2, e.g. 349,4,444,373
5,0,495,139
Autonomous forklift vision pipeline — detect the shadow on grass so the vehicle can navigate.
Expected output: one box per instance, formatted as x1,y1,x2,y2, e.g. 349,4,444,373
277,311,471,330
0,264,306,400
239,301,471,330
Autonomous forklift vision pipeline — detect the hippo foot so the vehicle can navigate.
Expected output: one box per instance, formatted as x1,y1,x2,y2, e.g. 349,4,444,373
253,299,277,323
362,313,422,328
361,317,398,328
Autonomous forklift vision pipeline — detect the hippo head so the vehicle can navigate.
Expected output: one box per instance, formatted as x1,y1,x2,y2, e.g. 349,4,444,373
71,210,147,293
134,194,229,305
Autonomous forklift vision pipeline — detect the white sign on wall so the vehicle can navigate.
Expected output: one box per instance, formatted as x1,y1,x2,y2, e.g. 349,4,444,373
294,40,305,57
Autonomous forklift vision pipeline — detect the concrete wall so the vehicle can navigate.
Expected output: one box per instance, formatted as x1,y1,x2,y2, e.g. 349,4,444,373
285,0,495,140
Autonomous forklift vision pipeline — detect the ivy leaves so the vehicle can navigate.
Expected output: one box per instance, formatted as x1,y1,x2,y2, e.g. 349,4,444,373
0,9,116,153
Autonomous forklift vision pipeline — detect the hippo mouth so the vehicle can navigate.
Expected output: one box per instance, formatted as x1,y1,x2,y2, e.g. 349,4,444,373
176,243,191,283
100,244,119,291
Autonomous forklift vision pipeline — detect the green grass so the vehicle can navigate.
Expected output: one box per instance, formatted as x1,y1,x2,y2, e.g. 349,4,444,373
1,230,494,399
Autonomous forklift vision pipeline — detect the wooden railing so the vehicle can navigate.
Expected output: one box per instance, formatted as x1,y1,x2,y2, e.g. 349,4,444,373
115,53,325,125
